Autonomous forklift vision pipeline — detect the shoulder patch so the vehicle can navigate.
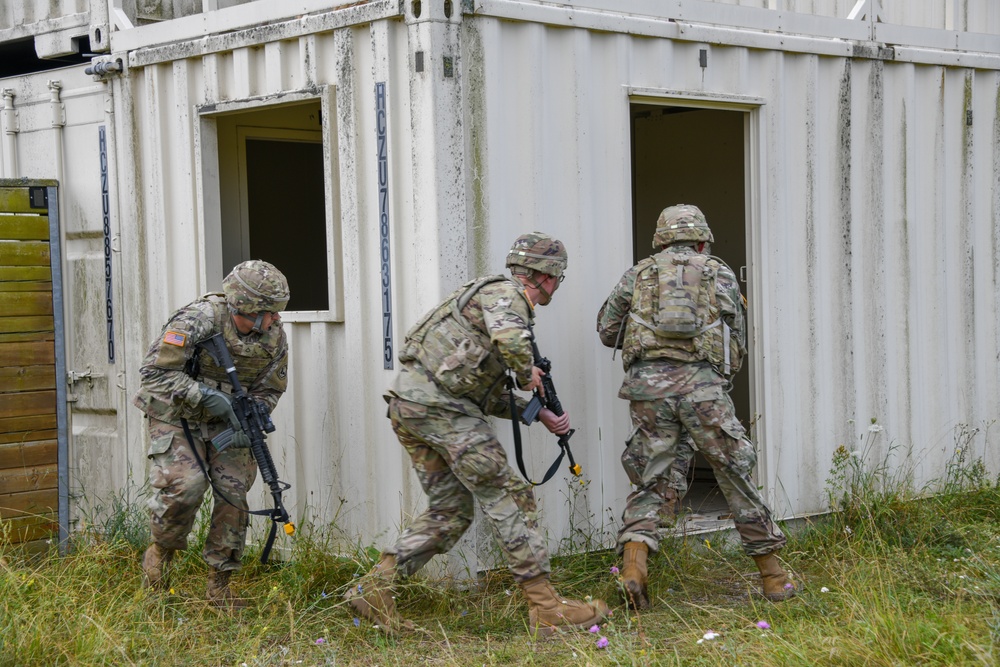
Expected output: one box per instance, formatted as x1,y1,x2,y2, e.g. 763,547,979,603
163,331,187,347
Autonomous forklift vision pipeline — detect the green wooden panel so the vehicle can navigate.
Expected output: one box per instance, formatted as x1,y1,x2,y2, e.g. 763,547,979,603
0,487,58,519
0,316,54,334
0,241,49,266
0,366,55,393
0,266,50,281
0,340,54,368
0,463,57,494
0,428,57,452
0,188,32,213
0,292,53,317
0,185,54,214
0,281,51,292
0,391,56,419
0,428,57,447
0,185,57,545
0,332,54,344
0,513,57,546
0,215,48,241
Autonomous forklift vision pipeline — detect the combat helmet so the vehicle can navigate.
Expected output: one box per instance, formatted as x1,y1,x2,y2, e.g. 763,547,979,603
506,232,568,278
652,204,714,248
223,260,291,314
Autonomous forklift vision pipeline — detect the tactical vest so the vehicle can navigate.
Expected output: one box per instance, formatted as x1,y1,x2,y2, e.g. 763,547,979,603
189,295,284,392
622,251,743,376
399,275,525,409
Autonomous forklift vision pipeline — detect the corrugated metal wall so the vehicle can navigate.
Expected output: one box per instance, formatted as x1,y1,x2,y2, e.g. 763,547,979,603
0,1,89,32
0,68,126,535
115,18,450,557
465,12,1000,526
113,9,1000,567
1,0,996,568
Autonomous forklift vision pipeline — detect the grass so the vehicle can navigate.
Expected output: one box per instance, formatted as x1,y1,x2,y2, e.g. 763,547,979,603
3,428,1000,666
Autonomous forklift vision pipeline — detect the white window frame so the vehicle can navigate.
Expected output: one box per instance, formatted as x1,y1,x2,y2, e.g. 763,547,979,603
196,86,343,322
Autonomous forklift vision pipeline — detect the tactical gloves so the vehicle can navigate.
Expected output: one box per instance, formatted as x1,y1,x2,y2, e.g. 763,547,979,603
231,430,251,449
200,386,253,449
199,385,240,430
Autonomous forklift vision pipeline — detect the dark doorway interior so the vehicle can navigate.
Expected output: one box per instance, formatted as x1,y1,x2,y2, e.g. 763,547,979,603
630,103,750,523
216,99,328,313
245,138,328,311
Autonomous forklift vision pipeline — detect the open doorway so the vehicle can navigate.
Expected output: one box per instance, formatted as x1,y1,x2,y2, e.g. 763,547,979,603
630,102,753,527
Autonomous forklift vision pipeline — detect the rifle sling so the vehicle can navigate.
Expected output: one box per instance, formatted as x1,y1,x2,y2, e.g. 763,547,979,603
180,417,283,563
507,377,566,486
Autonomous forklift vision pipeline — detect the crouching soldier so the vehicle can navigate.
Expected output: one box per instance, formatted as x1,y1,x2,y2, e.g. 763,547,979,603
133,260,290,609
346,233,610,636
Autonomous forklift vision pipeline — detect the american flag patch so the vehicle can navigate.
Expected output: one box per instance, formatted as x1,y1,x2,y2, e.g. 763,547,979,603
163,331,187,347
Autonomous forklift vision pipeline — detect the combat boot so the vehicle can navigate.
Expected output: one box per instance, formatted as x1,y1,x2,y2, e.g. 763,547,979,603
207,569,248,610
344,554,414,635
752,552,797,601
141,543,174,590
620,541,650,610
520,575,610,637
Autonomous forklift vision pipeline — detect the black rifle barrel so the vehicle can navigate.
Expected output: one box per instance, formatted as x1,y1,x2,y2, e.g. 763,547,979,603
202,333,294,562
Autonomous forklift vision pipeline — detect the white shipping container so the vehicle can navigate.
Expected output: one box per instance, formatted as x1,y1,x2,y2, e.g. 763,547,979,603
1,0,998,573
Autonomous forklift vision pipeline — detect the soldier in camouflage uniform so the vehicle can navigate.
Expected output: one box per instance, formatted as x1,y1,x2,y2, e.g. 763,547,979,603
133,260,290,609
597,205,795,609
345,233,609,636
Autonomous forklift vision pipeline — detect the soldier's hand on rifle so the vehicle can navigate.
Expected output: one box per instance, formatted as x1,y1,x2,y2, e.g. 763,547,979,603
523,366,547,396
199,385,241,431
538,407,570,435
231,430,251,448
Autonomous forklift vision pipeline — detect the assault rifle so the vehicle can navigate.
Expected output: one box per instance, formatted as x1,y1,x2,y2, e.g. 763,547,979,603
513,336,582,485
201,333,295,564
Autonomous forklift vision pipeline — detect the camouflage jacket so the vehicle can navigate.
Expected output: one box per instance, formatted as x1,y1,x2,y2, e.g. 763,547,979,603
132,294,289,426
597,246,745,398
388,275,534,419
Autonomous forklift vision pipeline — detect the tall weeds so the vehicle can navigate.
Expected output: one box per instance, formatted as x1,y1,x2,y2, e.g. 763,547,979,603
2,423,1000,665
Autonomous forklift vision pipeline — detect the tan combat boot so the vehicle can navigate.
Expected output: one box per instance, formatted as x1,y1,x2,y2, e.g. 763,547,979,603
344,554,414,635
207,569,248,610
520,575,610,637
752,552,797,601
141,543,174,590
620,541,650,610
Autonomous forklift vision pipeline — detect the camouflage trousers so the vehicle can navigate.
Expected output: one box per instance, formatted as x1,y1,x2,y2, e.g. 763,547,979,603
618,386,786,557
654,430,696,521
146,417,257,571
385,398,550,583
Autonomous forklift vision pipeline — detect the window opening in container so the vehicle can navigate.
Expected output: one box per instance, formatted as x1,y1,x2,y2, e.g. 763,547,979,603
216,100,329,312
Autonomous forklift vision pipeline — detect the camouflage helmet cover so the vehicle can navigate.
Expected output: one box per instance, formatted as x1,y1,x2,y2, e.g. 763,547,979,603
223,260,291,314
652,204,714,248
505,232,568,278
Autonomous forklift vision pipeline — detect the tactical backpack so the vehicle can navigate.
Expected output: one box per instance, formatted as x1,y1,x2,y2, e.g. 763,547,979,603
627,251,743,376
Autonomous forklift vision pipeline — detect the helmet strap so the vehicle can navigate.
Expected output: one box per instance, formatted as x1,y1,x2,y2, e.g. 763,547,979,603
528,275,553,302
230,306,267,336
